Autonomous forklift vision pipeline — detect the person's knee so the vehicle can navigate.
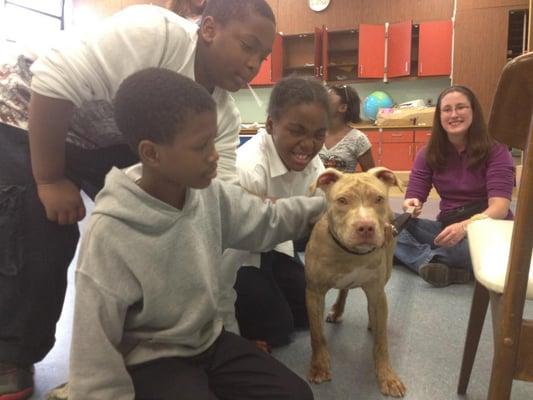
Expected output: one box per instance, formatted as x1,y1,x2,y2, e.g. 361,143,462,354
287,375,314,400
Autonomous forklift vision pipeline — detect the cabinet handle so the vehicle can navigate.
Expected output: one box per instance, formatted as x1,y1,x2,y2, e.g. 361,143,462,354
405,61,408,73
360,64,363,75
320,65,323,77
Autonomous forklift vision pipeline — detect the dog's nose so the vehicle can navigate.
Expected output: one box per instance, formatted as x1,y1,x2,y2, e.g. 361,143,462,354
355,221,375,238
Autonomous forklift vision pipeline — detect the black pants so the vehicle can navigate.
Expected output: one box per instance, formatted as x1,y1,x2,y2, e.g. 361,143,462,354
0,124,137,365
234,250,308,347
129,330,313,400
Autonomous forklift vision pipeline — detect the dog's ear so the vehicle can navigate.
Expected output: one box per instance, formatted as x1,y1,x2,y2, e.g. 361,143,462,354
367,167,403,191
310,168,343,194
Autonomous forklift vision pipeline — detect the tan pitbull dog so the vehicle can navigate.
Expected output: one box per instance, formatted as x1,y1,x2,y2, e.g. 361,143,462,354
305,167,406,397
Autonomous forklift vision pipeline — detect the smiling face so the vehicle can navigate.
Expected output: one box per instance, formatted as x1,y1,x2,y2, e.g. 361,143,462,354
439,91,473,140
267,102,328,171
155,110,219,189
199,13,276,92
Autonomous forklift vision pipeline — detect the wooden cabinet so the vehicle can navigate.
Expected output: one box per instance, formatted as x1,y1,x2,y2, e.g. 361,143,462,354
358,20,413,80
387,21,413,78
414,129,432,155
249,54,272,86
322,27,358,82
365,130,381,167
271,31,321,81
275,0,453,36
358,24,386,78
271,33,283,82
380,130,414,170
418,20,453,76
264,19,453,84
361,128,433,170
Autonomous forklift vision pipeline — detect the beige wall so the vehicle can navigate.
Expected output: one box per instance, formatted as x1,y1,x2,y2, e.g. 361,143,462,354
452,0,529,116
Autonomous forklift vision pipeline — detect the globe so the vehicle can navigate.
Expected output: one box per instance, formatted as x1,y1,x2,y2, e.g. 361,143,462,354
363,91,394,120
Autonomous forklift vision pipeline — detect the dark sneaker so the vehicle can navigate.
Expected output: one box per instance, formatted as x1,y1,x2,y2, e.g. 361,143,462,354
419,262,471,287
0,363,34,400
46,382,68,400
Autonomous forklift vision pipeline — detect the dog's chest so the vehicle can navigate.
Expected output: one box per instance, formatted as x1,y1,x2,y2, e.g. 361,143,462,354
332,265,379,289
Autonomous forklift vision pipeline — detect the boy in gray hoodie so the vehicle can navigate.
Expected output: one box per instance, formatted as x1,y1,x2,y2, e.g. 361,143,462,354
67,68,324,399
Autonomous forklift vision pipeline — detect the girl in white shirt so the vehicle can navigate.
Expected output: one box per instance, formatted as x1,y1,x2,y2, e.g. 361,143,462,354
232,77,330,350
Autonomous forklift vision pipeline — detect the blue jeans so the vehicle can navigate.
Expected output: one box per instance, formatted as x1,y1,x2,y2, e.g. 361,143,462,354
394,216,472,273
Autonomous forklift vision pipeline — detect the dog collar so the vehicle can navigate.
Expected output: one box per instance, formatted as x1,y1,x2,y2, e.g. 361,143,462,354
328,228,377,256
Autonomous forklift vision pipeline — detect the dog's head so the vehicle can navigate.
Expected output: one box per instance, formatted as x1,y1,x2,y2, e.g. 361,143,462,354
311,167,400,253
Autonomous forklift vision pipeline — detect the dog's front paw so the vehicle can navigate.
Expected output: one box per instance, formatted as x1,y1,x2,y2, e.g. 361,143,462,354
308,363,332,384
377,368,406,397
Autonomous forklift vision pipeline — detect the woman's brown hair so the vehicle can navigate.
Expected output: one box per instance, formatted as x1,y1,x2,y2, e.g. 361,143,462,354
425,85,493,170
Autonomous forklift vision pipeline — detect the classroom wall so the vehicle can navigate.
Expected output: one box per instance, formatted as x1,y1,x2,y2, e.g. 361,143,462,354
68,0,528,124
235,77,450,123
267,0,453,35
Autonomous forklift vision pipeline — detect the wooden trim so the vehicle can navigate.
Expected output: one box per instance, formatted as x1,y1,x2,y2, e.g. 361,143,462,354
527,0,533,51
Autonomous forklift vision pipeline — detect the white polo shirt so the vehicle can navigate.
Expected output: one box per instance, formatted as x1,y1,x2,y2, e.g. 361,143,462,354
236,128,325,266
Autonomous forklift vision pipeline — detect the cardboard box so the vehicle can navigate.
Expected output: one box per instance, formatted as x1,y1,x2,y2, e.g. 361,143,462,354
376,106,436,127
414,106,436,127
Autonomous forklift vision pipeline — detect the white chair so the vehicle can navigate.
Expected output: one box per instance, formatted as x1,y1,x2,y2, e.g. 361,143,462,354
457,51,533,400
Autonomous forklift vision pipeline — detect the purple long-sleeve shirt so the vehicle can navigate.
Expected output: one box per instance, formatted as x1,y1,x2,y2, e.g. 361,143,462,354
406,142,515,219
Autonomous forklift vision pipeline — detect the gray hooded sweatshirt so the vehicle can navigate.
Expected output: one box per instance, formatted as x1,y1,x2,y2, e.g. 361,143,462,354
68,165,325,399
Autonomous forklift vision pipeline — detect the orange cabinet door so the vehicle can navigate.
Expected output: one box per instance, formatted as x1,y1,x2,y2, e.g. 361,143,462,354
380,130,414,170
315,26,324,79
249,54,272,86
361,130,381,167
358,24,385,78
414,129,432,144
382,130,414,143
413,129,432,158
380,143,414,171
418,20,452,77
321,25,329,81
387,21,412,78
271,33,283,82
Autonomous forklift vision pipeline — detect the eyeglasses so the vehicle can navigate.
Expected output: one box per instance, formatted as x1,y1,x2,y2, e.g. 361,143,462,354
440,104,471,114
328,85,350,101
343,85,351,102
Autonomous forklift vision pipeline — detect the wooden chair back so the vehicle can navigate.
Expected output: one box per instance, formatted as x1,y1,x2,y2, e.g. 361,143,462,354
483,50,533,397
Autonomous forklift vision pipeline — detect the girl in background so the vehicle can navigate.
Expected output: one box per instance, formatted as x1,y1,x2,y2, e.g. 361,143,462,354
319,84,375,172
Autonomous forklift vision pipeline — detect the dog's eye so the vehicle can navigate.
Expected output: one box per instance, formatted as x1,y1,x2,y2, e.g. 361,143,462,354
376,196,384,204
337,197,348,205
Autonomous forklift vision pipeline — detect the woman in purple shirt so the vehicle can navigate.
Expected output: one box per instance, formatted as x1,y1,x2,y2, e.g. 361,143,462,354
394,86,515,287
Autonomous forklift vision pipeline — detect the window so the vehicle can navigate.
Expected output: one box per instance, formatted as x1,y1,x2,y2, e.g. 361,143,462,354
1,0,67,42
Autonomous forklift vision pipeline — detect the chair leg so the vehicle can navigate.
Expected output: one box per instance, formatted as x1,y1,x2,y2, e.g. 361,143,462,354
457,281,490,394
487,292,515,400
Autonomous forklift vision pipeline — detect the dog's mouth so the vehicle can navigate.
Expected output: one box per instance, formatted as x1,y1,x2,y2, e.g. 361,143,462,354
329,228,379,256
